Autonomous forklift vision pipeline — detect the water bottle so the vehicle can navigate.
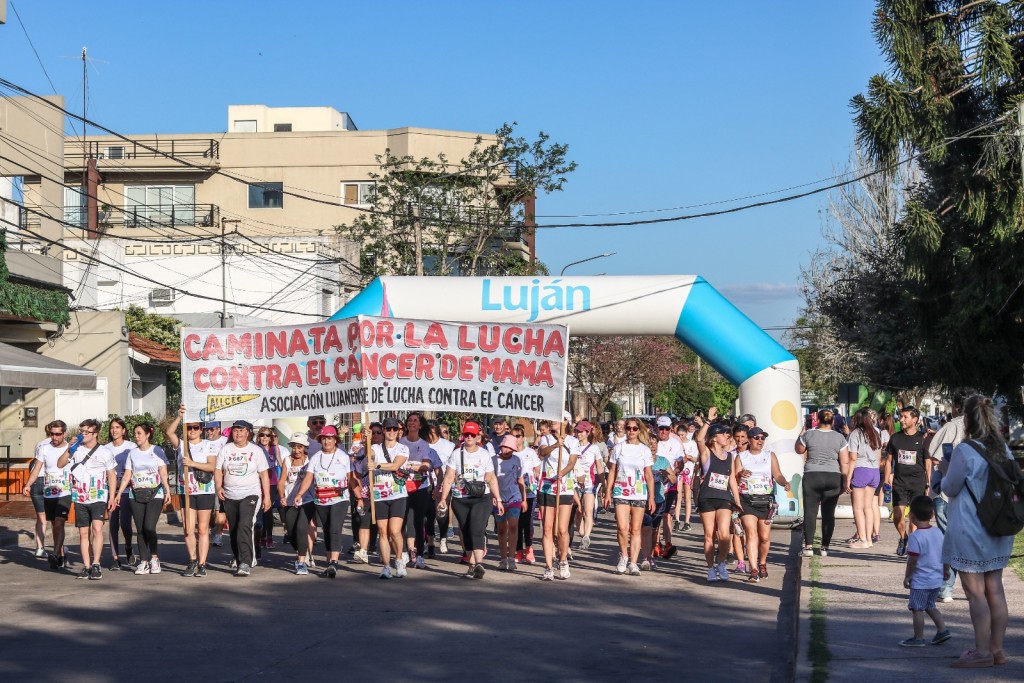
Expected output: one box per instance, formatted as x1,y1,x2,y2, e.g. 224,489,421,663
883,483,892,504
68,433,84,455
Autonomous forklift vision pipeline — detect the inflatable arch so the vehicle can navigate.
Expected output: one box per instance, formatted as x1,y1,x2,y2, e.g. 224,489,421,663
332,275,807,520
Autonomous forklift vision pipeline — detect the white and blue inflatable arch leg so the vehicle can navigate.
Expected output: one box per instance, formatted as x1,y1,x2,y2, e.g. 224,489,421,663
332,275,805,522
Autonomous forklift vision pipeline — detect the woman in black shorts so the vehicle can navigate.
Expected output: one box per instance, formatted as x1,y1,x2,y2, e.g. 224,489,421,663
735,427,789,582
694,407,741,582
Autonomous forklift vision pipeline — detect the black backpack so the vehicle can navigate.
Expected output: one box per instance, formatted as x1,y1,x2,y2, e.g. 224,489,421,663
964,440,1024,537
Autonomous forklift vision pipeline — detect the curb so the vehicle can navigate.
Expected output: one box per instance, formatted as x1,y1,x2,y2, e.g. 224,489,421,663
776,527,804,683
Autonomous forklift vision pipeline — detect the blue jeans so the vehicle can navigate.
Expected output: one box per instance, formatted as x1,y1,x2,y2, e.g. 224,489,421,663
933,497,957,598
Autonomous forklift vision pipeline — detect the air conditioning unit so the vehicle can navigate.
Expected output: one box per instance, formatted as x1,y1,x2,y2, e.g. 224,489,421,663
106,146,125,160
149,288,176,306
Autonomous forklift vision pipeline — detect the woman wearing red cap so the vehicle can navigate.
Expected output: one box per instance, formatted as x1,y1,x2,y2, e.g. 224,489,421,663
438,421,503,579
294,425,350,578
694,407,742,582
371,417,410,579
736,426,789,582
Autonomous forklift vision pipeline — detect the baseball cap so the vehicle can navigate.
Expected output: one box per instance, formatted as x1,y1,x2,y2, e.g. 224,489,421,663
318,425,339,440
500,435,518,450
231,420,253,430
288,432,310,448
707,423,731,437
382,417,401,430
575,420,593,432
462,421,481,436
748,427,769,439
202,421,221,430
656,416,672,428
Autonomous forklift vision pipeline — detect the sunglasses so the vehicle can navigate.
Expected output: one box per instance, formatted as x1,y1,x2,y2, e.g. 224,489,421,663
384,427,400,432
310,420,326,425
657,426,671,431
462,432,478,438
371,430,383,436
258,433,273,438
187,425,201,430
625,426,640,432
49,431,65,437
750,436,766,440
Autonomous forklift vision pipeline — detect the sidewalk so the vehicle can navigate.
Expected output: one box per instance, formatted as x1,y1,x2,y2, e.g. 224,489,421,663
798,518,1024,682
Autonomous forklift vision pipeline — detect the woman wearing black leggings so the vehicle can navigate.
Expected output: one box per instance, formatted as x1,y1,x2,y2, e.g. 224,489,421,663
296,426,351,579
438,421,503,579
795,409,849,557
114,423,171,575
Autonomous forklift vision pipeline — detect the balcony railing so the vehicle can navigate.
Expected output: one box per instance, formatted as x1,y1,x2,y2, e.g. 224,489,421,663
65,138,220,164
90,203,220,230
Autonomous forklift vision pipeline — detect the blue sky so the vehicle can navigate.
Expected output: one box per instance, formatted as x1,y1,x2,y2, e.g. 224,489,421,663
1,1,886,335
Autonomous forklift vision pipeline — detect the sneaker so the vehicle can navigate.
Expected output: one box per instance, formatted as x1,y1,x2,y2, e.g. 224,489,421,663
939,595,954,604
850,540,872,549
628,562,641,576
34,547,46,558
558,561,570,580
498,558,508,571
354,549,369,564
871,534,880,543
673,519,681,532
616,555,628,574
401,552,410,564
663,544,677,559
439,539,449,554
89,564,102,580
748,568,760,582
76,567,90,580
212,534,223,547
446,528,456,539
235,563,251,577
581,535,591,550
324,562,337,579
182,560,198,577
843,535,860,545
296,562,309,576
135,561,151,575
265,537,274,549
896,536,908,557
736,560,747,573
683,522,692,531
462,566,476,579
541,567,555,581
515,551,524,563
58,554,68,569
459,554,470,565
150,558,162,574
426,546,436,559
473,564,486,579
932,630,952,645
820,547,829,558
653,543,662,558
707,566,720,582
414,556,427,570
195,564,208,578
379,567,393,580
47,552,59,570
801,546,814,557
950,649,994,668
759,564,768,579
640,559,651,571
899,638,927,648
525,548,536,565
395,560,408,578
718,562,730,582
508,558,517,572
127,552,138,566
110,558,123,572
229,559,239,570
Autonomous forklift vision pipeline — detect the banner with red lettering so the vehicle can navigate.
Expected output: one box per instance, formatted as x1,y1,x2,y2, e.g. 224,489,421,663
180,316,568,423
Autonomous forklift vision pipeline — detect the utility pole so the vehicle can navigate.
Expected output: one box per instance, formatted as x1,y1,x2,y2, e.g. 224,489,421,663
220,217,241,327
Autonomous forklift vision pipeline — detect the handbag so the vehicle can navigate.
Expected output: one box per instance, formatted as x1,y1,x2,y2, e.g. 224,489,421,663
194,469,213,485
382,445,408,486
133,483,161,503
460,449,487,498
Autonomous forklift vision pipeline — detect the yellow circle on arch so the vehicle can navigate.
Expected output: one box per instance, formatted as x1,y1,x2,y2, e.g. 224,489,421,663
771,400,799,431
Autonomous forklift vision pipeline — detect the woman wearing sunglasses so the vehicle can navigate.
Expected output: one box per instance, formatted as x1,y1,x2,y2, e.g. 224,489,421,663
735,426,789,582
603,417,655,576
694,407,742,582
350,422,384,564
370,417,410,579
166,404,217,577
254,428,284,553
294,426,350,578
535,418,580,580
570,420,605,552
438,421,503,579
278,433,315,574
114,423,172,576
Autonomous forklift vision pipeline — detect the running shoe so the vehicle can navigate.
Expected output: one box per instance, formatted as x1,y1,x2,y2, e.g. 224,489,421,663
195,564,208,578
229,559,239,570
439,539,449,554
135,561,151,575
748,568,759,583
896,536,908,557
932,630,952,645
414,556,427,570
843,535,860,545
950,649,994,668
683,523,692,531
58,554,68,569
47,552,59,570
127,552,138,566
379,567,393,580
459,554,470,565
652,543,662,558
515,551,524,563
820,547,829,558
34,547,46,558
89,564,102,581
581,535,591,550
76,567,90,580
736,560,747,573
212,534,223,547
462,566,476,579
525,548,536,564
395,559,408,578
401,551,410,564
508,558,518,572
939,595,954,604
628,563,641,576
354,549,369,564
640,559,651,571
718,562,730,582
446,528,456,539
649,559,657,570
498,558,508,571
265,537,275,549
110,558,123,572
871,534,880,543
616,555,628,574
558,561,570,580
673,519,681,532
663,544,677,559
801,546,814,557
150,558,162,574
182,560,198,577
707,566,720,582
296,563,309,580
235,563,251,577
541,567,555,581
899,638,927,648
759,564,768,579
473,564,486,580
427,546,436,559
324,562,337,579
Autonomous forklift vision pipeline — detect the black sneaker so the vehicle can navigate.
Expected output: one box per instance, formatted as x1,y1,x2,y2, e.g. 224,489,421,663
47,552,60,570
683,523,692,531
89,564,102,580
182,560,198,577
195,564,208,578
110,558,123,572
427,546,436,559
56,555,67,569
324,562,337,579
896,536,908,557
76,567,90,579
127,551,138,566
673,519,681,532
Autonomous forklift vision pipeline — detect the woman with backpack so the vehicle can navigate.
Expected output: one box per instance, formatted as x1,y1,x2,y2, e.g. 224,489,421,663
939,395,1016,669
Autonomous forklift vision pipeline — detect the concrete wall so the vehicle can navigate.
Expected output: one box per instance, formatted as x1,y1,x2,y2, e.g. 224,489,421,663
228,104,355,132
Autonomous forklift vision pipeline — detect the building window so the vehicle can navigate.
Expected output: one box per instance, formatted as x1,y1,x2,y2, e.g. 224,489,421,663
125,185,195,226
341,181,375,207
273,123,292,132
249,182,284,209
233,120,257,132
64,187,85,227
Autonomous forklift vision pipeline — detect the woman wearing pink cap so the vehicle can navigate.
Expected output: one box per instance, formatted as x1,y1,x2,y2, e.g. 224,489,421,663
295,425,350,578
493,434,526,570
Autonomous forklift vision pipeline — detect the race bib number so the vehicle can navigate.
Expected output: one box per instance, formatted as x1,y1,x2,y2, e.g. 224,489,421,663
897,450,917,466
744,473,772,495
708,472,729,491
132,470,159,489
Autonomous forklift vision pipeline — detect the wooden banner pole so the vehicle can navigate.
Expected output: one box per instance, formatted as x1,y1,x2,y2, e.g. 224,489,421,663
182,404,191,532
365,411,376,525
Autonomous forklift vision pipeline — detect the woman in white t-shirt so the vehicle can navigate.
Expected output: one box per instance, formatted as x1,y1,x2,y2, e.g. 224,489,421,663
370,417,410,579
23,420,71,566
845,408,883,550
114,423,171,576
735,426,789,582
438,421,503,579
279,433,315,575
602,417,655,576
214,420,271,577
673,422,699,532
105,418,137,570
572,421,605,551
512,424,541,565
165,404,216,577
535,418,579,581
295,426,350,578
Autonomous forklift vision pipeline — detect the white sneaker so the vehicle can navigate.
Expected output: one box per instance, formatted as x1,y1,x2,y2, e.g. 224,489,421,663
401,552,410,564
640,559,651,571
354,549,369,564
820,547,829,557
707,566,720,582
616,555,628,574
558,561,570,580
34,547,46,558
581,535,591,550
439,539,449,554
718,561,729,581
628,562,641,576
395,560,408,578
135,561,151,575
150,558,161,574
508,558,517,572
414,555,427,570
379,566,393,579
541,567,554,581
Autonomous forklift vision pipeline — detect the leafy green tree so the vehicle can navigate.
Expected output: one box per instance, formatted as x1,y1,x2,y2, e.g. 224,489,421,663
851,0,1024,403
653,346,737,417
336,123,575,283
123,305,182,414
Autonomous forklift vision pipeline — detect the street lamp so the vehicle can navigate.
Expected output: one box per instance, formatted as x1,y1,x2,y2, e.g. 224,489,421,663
560,251,616,276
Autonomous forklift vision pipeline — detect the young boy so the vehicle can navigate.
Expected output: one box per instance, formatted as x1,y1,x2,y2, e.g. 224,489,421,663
900,495,952,647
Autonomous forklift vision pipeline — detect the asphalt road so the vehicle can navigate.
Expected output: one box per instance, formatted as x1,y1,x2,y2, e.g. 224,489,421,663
0,512,801,682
